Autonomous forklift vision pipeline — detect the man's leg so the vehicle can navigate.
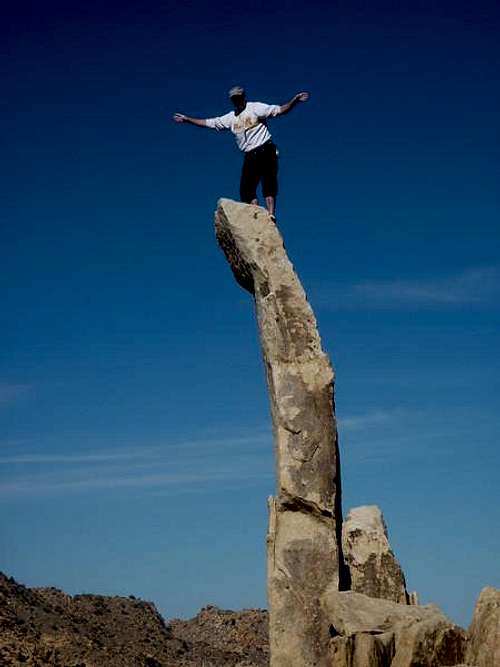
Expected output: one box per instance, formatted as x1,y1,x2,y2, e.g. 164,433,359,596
240,154,259,205
265,196,275,216
262,143,279,219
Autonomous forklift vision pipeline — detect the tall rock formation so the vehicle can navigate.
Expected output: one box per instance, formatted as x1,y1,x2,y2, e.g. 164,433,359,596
342,505,409,604
215,199,346,667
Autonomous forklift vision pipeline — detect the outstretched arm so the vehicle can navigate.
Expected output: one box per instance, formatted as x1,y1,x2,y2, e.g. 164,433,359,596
278,92,309,115
173,113,208,128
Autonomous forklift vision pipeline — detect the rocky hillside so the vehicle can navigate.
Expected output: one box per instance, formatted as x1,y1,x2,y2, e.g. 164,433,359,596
0,572,268,667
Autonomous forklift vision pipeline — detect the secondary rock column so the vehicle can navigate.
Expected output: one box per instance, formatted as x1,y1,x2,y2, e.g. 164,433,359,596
215,199,345,667
342,505,409,604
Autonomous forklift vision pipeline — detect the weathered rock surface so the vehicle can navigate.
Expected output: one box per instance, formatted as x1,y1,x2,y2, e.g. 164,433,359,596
215,199,346,667
466,586,500,667
323,588,467,667
342,505,409,604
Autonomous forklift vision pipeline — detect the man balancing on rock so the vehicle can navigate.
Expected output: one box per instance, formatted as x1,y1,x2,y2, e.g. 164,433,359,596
173,86,309,221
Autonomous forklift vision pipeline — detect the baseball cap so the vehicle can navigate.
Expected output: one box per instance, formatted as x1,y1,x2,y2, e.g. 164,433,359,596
228,86,245,98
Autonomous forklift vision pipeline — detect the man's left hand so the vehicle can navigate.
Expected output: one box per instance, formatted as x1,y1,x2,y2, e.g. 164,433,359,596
295,92,309,102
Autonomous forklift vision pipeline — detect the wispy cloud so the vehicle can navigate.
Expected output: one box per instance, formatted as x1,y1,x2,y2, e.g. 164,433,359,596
0,450,154,465
316,266,500,309
338,408,410,432
338,406,481,469
0,432,272,466
0,466,272,496
0,430,273,497
0,383,33,405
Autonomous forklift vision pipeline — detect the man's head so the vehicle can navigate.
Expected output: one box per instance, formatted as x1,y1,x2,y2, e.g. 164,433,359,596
228,86,246,112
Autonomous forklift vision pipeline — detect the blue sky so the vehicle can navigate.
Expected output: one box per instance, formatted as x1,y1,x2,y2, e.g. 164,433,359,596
1,0,499,628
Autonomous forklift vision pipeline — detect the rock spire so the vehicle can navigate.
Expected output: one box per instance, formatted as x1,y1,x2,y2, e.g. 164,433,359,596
215,199,347,667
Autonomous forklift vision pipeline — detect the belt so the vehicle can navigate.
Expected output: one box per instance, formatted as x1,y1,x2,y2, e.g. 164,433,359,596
244,140,273,156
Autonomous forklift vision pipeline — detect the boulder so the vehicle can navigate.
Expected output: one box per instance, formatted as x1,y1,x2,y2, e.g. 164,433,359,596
466,586,500,667
342,505,409,604
322,588,467,667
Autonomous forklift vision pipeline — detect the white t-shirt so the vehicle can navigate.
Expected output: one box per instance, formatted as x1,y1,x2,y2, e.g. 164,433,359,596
205,101,281,152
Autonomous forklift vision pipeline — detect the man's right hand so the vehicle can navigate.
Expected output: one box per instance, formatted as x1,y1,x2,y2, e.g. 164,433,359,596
172,114,208,128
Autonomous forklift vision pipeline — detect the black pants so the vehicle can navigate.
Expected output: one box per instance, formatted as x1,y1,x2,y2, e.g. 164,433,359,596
240,141,279,203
